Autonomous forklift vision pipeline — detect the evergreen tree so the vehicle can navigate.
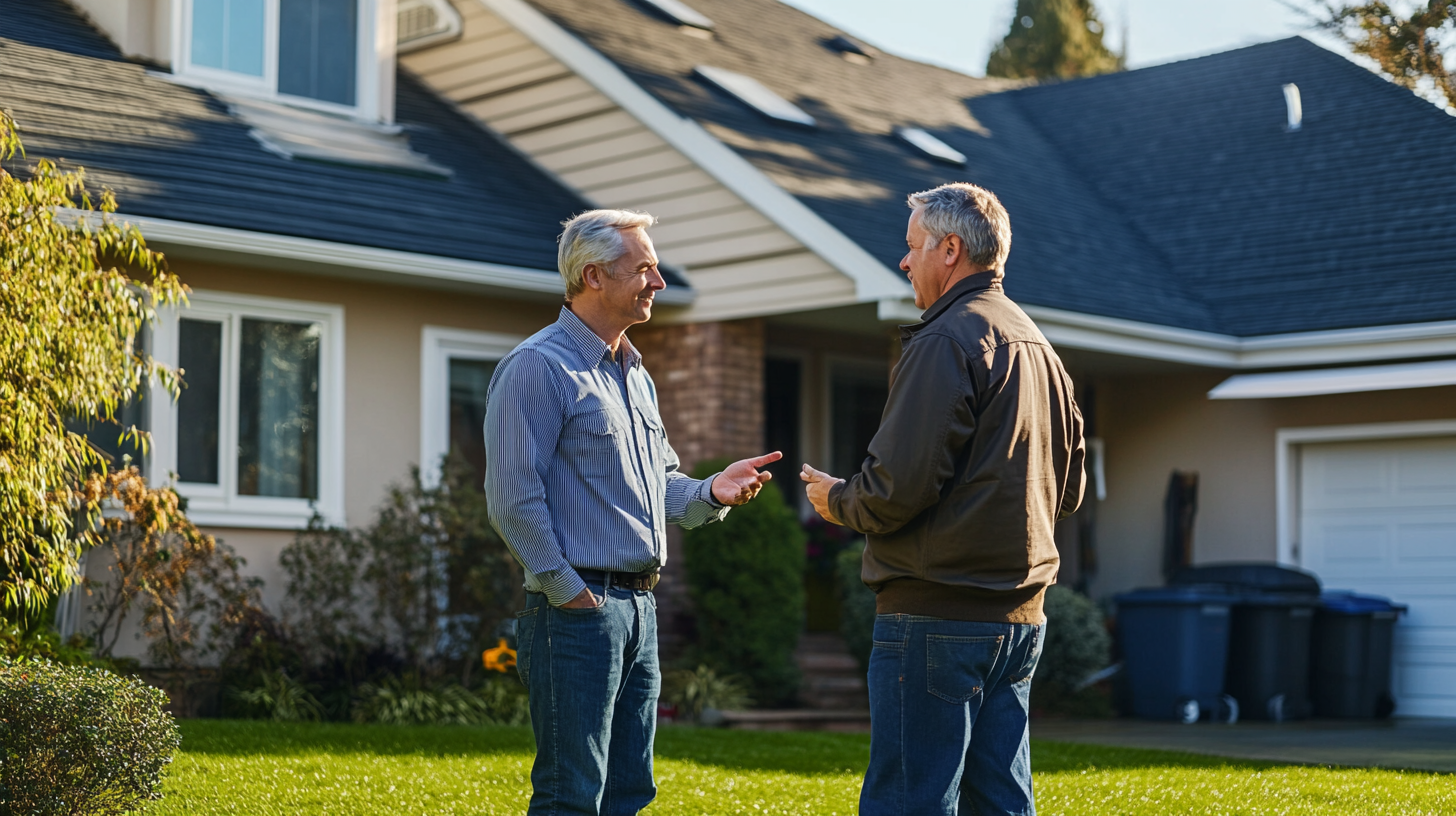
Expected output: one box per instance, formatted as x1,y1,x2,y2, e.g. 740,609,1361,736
986,0,1122,80
1304,2,1455,108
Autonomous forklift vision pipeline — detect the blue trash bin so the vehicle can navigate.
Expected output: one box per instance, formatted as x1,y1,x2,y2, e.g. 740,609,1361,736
1311,591,1408,718
1115,586,1241,723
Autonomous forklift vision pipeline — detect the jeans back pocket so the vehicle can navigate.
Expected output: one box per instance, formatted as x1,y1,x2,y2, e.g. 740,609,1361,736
926,634,1004,704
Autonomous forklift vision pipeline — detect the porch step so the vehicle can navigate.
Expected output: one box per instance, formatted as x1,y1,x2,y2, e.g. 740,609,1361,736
721,708,871,732
796,631,868,711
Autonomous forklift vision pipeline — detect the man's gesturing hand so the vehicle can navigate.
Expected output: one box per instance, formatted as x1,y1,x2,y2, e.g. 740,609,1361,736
711,451,783,506
800,464,845,525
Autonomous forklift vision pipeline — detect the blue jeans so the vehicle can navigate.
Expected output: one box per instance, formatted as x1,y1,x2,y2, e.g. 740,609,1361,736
515,587,660,815
860,615,1045,816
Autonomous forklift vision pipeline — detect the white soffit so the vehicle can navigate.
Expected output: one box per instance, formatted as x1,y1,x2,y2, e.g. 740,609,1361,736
693,65,816,126
1209,359,1456,399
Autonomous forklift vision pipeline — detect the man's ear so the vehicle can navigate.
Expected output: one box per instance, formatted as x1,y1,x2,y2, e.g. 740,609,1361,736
942,233,965,267
581,263,606,291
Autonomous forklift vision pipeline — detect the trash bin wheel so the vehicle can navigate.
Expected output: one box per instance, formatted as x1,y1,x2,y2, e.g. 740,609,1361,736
1177,698,1200,724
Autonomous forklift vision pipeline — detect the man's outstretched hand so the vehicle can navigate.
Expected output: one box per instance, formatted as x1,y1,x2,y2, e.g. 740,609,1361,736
711,452,783,506
800,464,845,525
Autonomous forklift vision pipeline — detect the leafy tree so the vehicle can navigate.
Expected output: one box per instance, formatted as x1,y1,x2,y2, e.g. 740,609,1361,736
0,110,188,620
986,0,1123,80
1301,1,1456,107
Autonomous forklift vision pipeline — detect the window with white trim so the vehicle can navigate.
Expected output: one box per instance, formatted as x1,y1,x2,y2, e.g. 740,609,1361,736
150,292,345,528
419,327,523,489
176,0,385,118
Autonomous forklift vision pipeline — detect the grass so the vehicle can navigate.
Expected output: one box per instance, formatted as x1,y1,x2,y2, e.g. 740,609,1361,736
151,720,1456,816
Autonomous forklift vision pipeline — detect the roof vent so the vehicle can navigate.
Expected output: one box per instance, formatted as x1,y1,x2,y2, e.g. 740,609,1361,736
227,96,452,177
897,127,967,165
694,66,816,126
1283,83,1302,131
826,34,878,65
634,0,715,31
397,0,463,53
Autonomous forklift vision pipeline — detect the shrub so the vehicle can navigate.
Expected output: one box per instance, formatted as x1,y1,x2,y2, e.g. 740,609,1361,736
836,540,875,674
662,664,752,722
682,459,805,707
230,669,323,722
1032,585,1114,717
0,658,180,815
350,674,528,726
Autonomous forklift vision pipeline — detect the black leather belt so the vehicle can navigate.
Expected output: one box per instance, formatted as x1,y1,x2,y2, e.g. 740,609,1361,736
577,568,660,592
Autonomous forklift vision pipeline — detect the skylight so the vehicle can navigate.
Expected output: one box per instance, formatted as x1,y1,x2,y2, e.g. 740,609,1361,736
826,34,877,65
636,0,715,30
694,66,816,127
897,127,966,165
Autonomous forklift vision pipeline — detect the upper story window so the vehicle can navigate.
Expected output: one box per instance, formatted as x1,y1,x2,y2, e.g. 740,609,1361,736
179,0,377,115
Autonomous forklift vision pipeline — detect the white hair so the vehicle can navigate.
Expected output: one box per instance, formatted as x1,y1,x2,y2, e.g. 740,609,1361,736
906,183,1012,272
557,209,658,300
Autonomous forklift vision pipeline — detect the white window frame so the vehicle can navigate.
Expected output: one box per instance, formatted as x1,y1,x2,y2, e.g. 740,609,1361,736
171,0,393,122
149,290,346,529
1274,419,1456,567
419,326,523,488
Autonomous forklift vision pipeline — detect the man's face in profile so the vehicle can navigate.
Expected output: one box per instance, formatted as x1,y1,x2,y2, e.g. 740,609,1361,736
601,227,666,326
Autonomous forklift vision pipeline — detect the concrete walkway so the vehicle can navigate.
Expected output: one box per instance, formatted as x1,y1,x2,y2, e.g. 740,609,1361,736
1032,718,1456,773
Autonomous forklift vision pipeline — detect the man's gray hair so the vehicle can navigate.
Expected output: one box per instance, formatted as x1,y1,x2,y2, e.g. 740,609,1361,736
906,183,1012,272
557,209,658,299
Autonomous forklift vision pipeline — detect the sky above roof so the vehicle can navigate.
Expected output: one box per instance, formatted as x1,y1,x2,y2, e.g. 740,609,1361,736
778,0,1333,76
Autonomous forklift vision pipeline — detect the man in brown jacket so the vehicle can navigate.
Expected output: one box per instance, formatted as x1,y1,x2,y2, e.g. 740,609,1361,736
803,182,1085,816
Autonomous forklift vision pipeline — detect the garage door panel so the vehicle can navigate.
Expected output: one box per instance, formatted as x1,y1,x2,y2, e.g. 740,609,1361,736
1300,435,1456,718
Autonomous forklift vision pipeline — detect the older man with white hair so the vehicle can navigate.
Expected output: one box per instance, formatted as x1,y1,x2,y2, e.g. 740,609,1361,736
802,183,1086,816
485,209,781,815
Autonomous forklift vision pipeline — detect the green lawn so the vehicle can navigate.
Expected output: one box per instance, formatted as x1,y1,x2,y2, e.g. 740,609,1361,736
152,720,1454,816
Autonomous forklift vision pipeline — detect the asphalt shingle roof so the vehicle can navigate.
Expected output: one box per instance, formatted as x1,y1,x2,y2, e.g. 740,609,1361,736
527,0,1456,336
0,0,602,278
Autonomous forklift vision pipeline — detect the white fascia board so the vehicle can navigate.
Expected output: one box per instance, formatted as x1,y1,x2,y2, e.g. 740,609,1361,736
1210,359,1456,399
87,211,694,305
477,0,911,304
879,296,1456,369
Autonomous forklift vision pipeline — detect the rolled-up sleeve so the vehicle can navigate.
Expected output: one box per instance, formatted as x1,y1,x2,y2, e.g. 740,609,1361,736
484,351,585,606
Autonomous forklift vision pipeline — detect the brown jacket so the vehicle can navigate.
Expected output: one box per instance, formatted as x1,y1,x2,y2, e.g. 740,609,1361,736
828,272,1086,624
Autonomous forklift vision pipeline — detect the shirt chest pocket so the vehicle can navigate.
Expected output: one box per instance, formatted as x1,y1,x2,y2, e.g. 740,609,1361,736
565,407,630,479
634,406,666,474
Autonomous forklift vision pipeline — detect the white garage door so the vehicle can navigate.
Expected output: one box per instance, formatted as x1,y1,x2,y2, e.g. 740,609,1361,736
1300,436,1456,718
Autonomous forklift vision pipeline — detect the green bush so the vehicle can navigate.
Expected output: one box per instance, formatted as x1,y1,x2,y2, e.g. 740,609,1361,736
836,540,875,674
0,658,180,815
682,459,805,707
662,664,752,722
1032,585,1114,717
230,669,324,722
350,673,529,726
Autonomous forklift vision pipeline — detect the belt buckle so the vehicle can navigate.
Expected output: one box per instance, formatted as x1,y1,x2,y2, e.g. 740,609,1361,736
641,571,660,591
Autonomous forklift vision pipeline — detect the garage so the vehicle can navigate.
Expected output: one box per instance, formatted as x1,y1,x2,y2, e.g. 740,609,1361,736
1298,436,1456,718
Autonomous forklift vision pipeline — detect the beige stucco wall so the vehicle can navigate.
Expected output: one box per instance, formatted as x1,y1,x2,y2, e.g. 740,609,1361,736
83,261,562,662
1090,371,1456,600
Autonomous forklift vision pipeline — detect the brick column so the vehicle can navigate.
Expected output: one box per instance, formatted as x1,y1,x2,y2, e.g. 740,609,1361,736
629,318,765,658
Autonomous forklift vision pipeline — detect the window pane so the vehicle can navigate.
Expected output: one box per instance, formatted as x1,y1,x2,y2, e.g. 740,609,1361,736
237,319,320,499
279,0,358,105
178,319,223,484
191,0,266,77
830,370,888,479
447,358,496,490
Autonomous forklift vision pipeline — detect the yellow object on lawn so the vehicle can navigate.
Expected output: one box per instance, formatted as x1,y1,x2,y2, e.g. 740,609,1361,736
483,638,516,673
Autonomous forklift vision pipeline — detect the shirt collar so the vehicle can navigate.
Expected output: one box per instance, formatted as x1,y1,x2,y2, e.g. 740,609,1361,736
902,270,1003,338
557,306,642,369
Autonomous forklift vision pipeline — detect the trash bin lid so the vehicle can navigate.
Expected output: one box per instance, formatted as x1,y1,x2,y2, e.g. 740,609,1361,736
1115,585,1241,607
1169,562,1321,596
1319,590,1409,615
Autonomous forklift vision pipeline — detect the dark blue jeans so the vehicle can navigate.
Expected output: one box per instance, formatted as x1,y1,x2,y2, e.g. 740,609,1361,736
860,615,1045,816
515,587,659,816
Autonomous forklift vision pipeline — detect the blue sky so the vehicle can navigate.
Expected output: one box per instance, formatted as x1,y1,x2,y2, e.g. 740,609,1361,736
777,0,1336,77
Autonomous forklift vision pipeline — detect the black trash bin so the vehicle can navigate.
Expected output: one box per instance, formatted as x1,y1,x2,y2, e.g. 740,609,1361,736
1171,563,1321,722
1311,591,1407,718
1115,586,1240,723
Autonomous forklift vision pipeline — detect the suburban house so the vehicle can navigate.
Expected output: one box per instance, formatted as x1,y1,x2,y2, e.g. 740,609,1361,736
9,0,1455,716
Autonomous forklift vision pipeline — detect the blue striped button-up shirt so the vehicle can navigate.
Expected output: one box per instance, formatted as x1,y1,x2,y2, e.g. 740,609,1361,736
484,307,728,605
